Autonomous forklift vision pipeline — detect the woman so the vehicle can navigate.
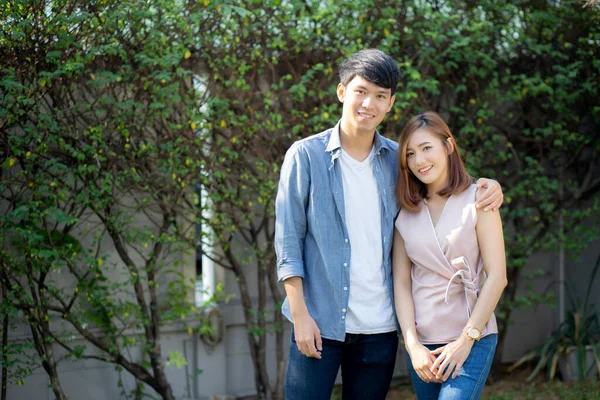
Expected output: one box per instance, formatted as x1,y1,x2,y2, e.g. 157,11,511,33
393,112,507,399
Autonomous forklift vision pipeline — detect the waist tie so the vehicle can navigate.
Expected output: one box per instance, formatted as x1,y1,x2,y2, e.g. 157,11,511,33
444,257,479,319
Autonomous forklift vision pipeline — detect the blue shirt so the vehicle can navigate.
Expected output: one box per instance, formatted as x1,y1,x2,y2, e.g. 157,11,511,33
275,122,400,341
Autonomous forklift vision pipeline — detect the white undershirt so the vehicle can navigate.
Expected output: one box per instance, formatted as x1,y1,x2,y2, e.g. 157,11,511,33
339,147,396,334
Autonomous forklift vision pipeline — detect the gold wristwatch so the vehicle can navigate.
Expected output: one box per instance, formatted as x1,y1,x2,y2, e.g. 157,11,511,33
463,326,482,341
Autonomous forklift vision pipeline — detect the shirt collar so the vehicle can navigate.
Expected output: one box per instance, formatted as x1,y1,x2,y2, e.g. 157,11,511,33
326,119,393,154
325,120,343,153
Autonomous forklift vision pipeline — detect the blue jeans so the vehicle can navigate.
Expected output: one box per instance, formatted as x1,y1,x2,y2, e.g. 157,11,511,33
407,334,497,400
285,328,398,400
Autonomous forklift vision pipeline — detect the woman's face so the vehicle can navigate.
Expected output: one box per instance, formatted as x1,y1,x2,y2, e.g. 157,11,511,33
405,128,450,190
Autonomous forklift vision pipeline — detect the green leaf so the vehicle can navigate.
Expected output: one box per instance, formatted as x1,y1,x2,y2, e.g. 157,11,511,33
166,350,188,369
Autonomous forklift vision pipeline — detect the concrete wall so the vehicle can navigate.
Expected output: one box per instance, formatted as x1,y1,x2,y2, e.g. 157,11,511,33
6,323,229,400
5,238,598,399
501,239,600,362
501,251,559,362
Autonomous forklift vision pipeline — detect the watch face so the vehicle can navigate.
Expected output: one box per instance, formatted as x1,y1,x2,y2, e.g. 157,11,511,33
468,328,480,339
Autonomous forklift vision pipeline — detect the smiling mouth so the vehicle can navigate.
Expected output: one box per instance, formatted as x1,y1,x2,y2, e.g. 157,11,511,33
418,166,433,174
358,112,375,120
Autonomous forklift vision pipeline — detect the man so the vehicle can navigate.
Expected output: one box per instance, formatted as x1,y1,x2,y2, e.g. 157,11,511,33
274,49,503,400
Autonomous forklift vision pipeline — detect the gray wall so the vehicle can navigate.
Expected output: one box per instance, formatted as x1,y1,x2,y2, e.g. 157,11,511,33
6,323,229,400
6,239,599,399
501,238,600,362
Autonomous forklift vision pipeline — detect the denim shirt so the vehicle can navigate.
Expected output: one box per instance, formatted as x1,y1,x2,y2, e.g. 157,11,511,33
275,121,400,341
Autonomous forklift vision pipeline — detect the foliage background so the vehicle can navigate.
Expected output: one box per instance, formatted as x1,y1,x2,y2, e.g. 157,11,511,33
1,0,599,399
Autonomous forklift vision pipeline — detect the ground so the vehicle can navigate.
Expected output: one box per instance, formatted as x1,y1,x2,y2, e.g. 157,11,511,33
385,366,600,400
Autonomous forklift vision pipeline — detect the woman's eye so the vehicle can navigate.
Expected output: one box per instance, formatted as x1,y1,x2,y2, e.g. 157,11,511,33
406,153,414,157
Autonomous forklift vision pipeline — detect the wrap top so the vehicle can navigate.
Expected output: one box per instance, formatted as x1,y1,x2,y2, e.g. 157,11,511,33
395,184,498,344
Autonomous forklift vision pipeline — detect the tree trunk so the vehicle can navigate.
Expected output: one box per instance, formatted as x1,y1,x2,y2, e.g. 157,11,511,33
46,367,68,400
38,330,67,400
157,385,176,400
227,247,273,400
27,270,69,400
150,357,175,400
1,282,8,400
268,258,285,400
152,353,175,400
257,258,273,400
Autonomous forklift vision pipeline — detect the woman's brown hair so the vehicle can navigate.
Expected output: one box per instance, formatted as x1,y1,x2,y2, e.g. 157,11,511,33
396,112,472,211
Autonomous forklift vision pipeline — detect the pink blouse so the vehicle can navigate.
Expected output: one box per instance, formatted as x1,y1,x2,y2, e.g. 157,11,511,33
395,184,498,344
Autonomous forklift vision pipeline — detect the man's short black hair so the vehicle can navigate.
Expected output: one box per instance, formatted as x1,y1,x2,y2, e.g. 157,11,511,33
339,49,400,95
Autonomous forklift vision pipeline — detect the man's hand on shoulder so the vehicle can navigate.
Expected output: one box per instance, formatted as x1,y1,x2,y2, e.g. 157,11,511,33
475,178,504,212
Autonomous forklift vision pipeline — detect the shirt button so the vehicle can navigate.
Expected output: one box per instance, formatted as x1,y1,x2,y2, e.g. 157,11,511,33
342,316,345,319
345,239,348,243
342,309,347,312
343,263,348,267
343,287,348,291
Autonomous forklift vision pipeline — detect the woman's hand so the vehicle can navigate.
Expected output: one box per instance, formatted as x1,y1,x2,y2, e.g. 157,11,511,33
430,335,474,381
408,343,442,383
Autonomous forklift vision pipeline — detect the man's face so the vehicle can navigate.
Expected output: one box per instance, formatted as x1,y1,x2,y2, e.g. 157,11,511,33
337,75,396,135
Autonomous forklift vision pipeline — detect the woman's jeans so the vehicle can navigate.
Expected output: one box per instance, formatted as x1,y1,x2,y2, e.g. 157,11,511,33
285,328,398,400
407,334,497,400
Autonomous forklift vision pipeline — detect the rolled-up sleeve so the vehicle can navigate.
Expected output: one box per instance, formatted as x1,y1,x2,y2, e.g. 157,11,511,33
275,142,310,282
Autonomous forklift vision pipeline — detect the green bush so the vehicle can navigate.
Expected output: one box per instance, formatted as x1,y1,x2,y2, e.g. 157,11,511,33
1,1,599,399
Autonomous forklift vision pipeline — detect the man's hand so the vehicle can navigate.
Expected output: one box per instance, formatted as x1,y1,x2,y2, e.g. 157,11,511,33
284,277,322,358
475,178,504,211
293,314,323,359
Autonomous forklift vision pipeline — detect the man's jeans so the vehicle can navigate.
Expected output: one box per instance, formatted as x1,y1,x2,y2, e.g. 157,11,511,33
406,334,497,400
285,328,398,400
